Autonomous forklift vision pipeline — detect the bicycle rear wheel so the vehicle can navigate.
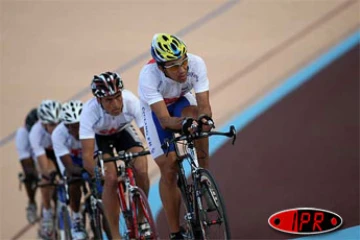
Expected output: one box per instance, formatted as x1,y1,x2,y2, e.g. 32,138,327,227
196,169,231,239
131,188,158,240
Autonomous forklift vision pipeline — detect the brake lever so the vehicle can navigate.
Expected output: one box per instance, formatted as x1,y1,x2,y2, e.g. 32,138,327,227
230,125,237,145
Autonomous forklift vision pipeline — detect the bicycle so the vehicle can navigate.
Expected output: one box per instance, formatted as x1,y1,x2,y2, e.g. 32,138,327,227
81,166,112,240
37,172,73,240
162,125,237,239
98,149,159,240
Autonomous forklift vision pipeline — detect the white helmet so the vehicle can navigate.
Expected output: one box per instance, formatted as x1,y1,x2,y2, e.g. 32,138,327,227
60,100,83,124
38,100,62,124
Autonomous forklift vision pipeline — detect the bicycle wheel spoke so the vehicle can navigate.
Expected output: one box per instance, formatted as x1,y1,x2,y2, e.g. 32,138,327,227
197,169,231,239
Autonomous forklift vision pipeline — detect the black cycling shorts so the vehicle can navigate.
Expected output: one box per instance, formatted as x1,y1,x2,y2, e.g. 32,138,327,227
95,124,143,156
45,148,56,161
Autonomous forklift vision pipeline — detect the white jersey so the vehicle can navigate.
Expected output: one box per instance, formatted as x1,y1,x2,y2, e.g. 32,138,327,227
29,121,52,158
138,53,209,106
138,53,209,158
52,122,82,175
15,127,34,161
80,89,144,139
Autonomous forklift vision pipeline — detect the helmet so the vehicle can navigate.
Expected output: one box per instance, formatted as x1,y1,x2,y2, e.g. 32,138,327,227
91,72,124,98
25,108,38,131
37,100,62,124
60,100,83,124
151,33,187,63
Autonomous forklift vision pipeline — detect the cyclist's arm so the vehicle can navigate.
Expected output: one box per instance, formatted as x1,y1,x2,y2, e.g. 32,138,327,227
36,154,50,176
59,154,74,171
195,91,212,118
150,100,184,131
81,138,96,177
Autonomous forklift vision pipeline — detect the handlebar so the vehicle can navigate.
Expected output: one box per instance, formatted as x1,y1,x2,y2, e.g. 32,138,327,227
99,150,150,176
161,125,237,150
101,150,151,163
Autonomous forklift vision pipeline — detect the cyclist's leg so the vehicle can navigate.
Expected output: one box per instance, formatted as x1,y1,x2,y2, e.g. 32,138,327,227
116,125,149,196
64,156,87,239
66,156,83,214
95,134,121,239
128,146,149,195
142,102,182,234
37,153,57,238
37,155,57,210
20,157,39,223
20,157,38,204
155,152,182,233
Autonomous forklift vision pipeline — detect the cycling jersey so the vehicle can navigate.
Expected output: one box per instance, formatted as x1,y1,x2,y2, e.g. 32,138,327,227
138,53,209,106
29,121,53,158
80,89,144,139
138,53,210,158
95,124,143,156
52,122,83,175
15,127,34,161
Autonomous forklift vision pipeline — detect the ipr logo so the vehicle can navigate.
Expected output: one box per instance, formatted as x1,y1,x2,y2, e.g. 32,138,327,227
268,207,343,235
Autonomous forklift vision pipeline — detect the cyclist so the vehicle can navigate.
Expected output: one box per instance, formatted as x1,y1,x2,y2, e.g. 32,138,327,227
15,108,39,224
29,100,62,239
80,71,150,239
51,100,87,240
138,33,214,239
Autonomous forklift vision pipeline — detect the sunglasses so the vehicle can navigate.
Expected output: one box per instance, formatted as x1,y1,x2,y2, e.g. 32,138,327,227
163,57,188,72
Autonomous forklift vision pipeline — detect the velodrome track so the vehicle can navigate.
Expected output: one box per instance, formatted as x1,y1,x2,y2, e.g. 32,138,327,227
1,1,359,239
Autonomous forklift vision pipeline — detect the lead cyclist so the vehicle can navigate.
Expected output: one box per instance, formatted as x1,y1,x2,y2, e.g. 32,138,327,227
138,33,214,239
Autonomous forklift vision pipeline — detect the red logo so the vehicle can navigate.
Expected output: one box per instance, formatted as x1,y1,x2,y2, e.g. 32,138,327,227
268,207,342,235
99,128,118,135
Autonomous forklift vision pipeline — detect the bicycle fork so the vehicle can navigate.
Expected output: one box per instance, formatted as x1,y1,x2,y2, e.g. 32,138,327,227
177,163,196,228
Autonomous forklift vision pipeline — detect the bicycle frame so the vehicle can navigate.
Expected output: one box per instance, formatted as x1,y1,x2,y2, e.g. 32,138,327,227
175,139,207,236
98,150,154,239
163,126,236,239
118,163,140,238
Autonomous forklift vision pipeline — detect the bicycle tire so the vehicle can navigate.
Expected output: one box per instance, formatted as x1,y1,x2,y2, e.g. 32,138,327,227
196,169,231,239
131,188,158,240
82,199,98,239
61,206,72,240
93,201,112,240
177,164,200,240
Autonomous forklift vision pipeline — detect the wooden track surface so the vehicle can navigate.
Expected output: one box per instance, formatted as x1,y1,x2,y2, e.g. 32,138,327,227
1,0,358,238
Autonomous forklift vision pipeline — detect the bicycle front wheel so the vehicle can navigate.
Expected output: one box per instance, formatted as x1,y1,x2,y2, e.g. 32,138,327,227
196,169,231,239
131,188,158,240
93,200,112,240
61,206,72,240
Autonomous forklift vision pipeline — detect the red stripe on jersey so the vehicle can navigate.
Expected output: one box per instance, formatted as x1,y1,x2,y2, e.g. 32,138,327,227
164,97,180,105
147,59,156,64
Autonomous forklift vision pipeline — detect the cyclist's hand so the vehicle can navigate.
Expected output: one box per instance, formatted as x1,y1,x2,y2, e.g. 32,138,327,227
181,118,198,135
198,114,215,132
